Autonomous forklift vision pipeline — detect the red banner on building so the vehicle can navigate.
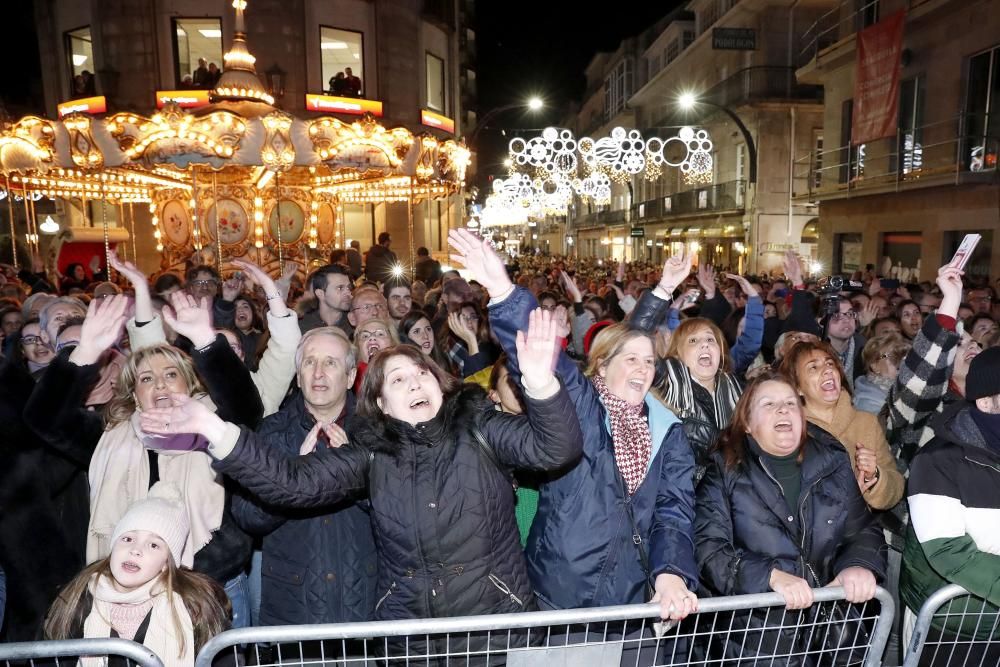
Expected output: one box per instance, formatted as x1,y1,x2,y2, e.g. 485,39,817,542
851,10,906,145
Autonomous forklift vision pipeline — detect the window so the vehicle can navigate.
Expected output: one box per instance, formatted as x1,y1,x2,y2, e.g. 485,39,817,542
897,76,925,175
426,52,446,112
735,143,745,205
965,46,1000,172
857,0,879,30
648,54,661,76
321,27,365,97
65,27,95,97
839,99,865,182
682,30,696,49
603,59,633,119
813,132,824,188
664,196,672,212
665,40,680,65
172,18,223,88
697,189,709,209
701,2,720,34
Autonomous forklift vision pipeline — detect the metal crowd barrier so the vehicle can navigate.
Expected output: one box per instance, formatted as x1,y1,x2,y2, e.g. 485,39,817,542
194,585,895,667
903,584,1000,667
0,638,164,667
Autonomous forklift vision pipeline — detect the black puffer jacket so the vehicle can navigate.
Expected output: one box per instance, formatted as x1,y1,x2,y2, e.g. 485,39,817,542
695,426,887,664
231,393,378,625
214,383,583,620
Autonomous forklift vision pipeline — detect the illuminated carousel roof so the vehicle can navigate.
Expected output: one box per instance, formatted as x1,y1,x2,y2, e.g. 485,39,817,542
0,0,469,205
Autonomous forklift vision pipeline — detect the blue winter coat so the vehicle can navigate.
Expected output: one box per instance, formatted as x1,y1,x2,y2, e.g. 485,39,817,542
489,287,698,609
231,393,378,625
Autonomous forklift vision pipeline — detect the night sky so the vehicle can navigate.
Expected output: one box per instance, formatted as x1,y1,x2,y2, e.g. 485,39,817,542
0,1,680,188
473,0,682,189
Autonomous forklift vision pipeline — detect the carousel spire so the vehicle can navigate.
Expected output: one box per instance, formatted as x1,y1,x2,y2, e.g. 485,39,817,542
212,0,275,105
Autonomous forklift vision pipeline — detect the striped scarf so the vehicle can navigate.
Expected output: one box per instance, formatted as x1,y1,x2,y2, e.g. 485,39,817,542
659,357,743,431
592,374,652,495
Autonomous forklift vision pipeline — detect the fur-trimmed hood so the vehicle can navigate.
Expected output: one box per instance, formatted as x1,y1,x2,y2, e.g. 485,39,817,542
349,383,493,456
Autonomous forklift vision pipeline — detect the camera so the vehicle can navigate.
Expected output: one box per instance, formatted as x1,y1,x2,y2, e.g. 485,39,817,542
816,275,864,316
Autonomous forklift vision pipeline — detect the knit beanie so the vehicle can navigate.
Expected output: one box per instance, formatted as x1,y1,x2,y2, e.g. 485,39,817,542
110,482,189,566
966,346,1000,402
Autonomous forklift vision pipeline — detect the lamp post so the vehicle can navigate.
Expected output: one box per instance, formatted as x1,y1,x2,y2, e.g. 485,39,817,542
678,92,757,184
466,96,544,147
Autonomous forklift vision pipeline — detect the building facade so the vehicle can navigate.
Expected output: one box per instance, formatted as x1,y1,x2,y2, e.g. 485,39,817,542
795,0,1000,282
557,0,829,274
32,0,475,271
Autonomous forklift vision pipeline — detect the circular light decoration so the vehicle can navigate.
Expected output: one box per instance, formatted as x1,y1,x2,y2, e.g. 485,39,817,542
591,127,646,175
509,127,579,175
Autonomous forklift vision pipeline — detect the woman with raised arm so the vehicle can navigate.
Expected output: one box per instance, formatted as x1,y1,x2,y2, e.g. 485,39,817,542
628,252,763,481
139,310,582,627
23,293,262,627
448,229,698,662
114,253,300,417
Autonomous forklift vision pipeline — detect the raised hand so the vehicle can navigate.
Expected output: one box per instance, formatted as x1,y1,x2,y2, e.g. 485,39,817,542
89,255,102,275
163,291,215,349
857,301,879,328
221,274,243,302
656,249,693,300
726,273,758,299
867,278,882,297
233,258,289,316
559,270,583,303
678,288,700,312
651,573,698,622
769,569,814,610
110,250,154,323
782,250,803,287
936,264,964,318
696,262,716,299
69,294,129,366
515,307,559,393
447,228,512,297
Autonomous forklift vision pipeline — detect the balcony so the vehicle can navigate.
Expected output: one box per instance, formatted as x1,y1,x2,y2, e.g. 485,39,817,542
703,67,823,108
569,180,746,229
792,113,1000,202
570,208,628,229
633,180,746,221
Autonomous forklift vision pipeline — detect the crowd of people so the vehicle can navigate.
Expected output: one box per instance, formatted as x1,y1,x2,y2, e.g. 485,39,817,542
0,232,999,666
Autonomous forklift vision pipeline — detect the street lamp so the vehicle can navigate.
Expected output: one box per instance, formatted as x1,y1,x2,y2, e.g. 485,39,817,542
466,97,544,146
678,91,757,184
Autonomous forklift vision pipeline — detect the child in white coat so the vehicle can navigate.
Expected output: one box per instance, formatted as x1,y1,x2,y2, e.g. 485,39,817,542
44,483,229,667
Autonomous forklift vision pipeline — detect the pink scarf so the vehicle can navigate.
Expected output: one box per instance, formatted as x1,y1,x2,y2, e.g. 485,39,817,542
592,374,652,494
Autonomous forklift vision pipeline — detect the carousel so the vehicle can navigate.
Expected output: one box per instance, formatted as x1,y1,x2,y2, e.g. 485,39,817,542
0,0,469,282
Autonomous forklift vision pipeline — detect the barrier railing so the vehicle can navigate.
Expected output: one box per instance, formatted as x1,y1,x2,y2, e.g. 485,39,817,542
0,638,164,667
903,583,1000,667
194,585,894,667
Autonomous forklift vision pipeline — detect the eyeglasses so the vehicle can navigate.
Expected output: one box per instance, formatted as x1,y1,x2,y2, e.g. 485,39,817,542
358,328,389,341
56,339,79,352
20,335,42,347
830,311,857,322
189,279,218,288
971,295,993,303
352,303,387,314
460,314,480,323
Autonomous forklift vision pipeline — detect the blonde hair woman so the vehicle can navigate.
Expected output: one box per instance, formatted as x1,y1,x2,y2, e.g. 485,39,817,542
23,294,263,628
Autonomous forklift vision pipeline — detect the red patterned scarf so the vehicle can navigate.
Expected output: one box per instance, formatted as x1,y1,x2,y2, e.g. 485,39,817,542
592,374,652,494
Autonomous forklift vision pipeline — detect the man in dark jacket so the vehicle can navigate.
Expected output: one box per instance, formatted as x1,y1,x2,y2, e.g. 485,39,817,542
413,246,441,286
231,327,378,625
901,347,1000,655
365,232,398,284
